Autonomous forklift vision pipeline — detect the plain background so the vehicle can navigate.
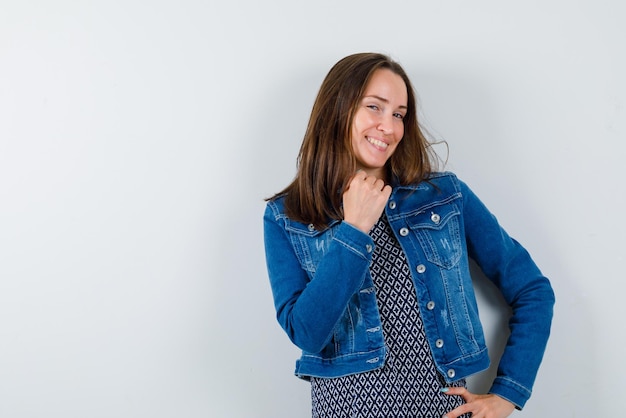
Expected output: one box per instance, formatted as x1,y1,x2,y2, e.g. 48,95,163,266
1,1,624,416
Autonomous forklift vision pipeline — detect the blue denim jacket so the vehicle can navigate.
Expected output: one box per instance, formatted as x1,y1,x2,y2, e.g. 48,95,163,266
263,172,554,409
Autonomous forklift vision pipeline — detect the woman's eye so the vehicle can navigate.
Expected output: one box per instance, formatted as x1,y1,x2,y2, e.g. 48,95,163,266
367,104,380,111
394,113,405,120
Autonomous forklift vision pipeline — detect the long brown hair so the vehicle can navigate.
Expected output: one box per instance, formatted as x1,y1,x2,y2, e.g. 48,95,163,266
270,52,436,229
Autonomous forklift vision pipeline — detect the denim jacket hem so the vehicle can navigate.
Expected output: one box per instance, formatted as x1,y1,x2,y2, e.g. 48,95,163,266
295,346,387,380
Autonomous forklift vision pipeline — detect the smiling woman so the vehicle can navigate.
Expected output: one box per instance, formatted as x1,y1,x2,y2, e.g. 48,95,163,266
263,52,554,418
350,69,407,182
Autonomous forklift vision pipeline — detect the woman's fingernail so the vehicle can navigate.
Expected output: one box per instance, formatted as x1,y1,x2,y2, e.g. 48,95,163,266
440,387,449,393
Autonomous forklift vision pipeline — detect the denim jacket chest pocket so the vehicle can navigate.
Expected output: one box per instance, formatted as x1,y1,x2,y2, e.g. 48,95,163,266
405,202,463,269
284,220,339,275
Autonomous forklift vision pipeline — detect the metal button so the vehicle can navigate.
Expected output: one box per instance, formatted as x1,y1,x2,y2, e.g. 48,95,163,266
431,213,441,224
389,201,396,209
399,227,409,236
435,339,444,348
365,244,373,253
447,369,456,378
426,301,435,310
308,224,315,231
416,264,426,274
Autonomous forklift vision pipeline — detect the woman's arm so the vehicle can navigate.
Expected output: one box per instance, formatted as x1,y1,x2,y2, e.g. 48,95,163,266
264,172,391,353
264,204,374,353
459,178,555,409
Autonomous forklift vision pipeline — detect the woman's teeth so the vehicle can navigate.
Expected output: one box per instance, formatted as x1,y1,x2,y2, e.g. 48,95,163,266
367,137,388,149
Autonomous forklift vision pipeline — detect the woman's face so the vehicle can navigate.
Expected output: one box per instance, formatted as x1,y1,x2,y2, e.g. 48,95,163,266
350,68,407,180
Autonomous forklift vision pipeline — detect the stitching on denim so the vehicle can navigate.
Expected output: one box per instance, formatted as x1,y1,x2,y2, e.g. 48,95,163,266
496,376,532,396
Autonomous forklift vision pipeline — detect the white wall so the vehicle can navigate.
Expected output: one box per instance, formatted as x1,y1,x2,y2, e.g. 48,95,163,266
1,1,623,416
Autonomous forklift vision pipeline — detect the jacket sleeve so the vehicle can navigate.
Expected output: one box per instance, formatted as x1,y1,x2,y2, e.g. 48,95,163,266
459,178,555,409
263,201,375,353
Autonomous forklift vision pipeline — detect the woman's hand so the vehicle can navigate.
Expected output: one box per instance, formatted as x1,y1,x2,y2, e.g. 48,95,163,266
441,387,515,418
342,171,391,234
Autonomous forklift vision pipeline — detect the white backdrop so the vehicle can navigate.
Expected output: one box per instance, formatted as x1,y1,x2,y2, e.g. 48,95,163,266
1,1,624,417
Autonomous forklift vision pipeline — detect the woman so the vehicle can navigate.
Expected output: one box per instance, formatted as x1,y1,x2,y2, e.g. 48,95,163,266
263,52,554,418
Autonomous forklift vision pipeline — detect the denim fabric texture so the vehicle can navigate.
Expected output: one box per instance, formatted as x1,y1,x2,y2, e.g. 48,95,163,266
263,172,555,409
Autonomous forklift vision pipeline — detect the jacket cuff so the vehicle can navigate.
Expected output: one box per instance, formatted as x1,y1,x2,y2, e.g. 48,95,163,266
332,221,375,261
489,376,532,410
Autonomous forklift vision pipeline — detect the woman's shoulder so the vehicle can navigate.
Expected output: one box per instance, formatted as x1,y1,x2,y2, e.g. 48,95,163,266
395,171,462,191
264,193,288,222
425,170,460,182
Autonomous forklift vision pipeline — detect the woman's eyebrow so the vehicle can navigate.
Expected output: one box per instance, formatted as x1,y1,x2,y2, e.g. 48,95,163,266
363,95,408,109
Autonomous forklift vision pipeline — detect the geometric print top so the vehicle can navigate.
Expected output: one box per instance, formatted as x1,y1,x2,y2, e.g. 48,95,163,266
311,215,468,417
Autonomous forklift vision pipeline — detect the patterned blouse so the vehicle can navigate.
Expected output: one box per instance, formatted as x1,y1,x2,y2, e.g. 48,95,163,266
311,215,469,417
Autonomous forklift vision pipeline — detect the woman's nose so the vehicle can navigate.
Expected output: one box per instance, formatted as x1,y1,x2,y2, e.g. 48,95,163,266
377,115,394,135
